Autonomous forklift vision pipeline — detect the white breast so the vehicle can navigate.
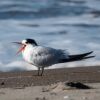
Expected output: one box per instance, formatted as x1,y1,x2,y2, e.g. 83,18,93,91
22,45,69,68
22,45,34,63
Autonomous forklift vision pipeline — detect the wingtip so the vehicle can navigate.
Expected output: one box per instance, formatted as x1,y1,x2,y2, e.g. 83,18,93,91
91,51,94,53
83,55,95,59
88,51,94,54
84,51,94,57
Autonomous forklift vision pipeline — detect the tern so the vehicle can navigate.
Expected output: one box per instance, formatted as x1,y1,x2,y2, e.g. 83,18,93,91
13,38,94,76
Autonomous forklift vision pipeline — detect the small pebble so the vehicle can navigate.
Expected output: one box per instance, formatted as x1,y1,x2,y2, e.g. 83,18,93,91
82,97,88,100
64,95,69,99
1,82,5,85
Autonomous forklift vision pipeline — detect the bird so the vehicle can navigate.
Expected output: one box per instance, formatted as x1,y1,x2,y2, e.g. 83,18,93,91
13,38,94,76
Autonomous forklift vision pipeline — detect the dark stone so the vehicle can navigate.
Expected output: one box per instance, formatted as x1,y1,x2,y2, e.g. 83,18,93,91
1,82,5,85
66,82,91,89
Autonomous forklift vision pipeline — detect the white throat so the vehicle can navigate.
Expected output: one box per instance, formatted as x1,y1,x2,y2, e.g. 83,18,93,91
22,44,35,63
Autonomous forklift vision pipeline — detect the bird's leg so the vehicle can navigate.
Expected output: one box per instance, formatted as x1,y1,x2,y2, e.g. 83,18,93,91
40,67,44,76
37,67,40,76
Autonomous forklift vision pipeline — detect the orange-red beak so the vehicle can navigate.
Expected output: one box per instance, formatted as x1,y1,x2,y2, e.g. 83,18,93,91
12,42,26,54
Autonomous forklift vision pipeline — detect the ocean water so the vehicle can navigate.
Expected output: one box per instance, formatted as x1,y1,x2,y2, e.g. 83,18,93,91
0,0,100,72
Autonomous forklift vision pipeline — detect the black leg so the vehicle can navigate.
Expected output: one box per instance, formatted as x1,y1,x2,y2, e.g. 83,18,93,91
40,67,44,76
38,67,40,76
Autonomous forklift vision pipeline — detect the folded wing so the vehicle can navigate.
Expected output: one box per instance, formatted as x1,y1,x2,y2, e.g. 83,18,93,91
59,51,95,63
31,46,69,67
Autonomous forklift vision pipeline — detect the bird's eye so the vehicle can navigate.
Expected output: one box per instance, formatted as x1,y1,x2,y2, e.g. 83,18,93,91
25,41,28,44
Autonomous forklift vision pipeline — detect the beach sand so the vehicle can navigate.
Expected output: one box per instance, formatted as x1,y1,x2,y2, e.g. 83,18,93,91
0,83,100,100
0,66,100,100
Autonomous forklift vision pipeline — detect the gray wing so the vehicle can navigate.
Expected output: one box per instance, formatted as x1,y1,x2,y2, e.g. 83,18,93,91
31,46,69,67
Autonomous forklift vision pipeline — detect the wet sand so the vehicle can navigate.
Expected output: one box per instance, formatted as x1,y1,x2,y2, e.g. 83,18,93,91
0,66,100,88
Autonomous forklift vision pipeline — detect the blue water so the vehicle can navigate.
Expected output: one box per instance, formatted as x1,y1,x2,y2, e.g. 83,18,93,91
0,0,100,72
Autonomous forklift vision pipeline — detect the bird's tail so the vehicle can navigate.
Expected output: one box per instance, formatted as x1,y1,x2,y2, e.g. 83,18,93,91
59,51,95,63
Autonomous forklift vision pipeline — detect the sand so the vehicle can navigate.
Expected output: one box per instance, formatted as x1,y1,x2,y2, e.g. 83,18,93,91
0,83,100,100
0,66,100,88
0,66,100,100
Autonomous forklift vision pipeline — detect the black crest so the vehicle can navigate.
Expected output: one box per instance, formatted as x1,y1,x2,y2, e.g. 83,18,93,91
26,38,38,46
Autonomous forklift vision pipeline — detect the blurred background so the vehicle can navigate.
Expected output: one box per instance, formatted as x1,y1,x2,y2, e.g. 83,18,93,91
0,0,100,72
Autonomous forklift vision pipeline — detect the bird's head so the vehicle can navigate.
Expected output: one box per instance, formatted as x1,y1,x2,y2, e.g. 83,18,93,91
13,38,38,54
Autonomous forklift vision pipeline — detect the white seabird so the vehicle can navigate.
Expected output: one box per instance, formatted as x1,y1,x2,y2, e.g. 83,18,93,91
13,38,94,76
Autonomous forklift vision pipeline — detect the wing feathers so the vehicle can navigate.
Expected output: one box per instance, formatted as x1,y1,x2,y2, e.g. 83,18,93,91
59,51,94,63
